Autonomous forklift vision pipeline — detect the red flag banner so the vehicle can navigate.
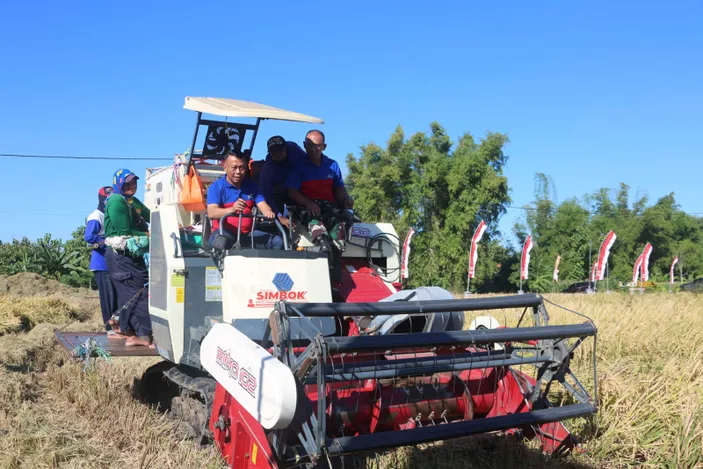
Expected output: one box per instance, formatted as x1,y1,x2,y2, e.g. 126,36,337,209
596,231,616,281
468,220,487,279
632,254,643,284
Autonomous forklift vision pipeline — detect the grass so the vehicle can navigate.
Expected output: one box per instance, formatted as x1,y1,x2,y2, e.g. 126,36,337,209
545,293,703,469
0,295,93,335
0,352,224,468
0,291,701,468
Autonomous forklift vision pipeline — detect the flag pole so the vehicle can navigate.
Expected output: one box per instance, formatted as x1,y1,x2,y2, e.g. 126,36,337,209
606,261,610,293
587,240,594,294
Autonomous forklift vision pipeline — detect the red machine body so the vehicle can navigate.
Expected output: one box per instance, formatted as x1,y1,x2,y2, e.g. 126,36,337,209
210,352,576,469
206,263,595,468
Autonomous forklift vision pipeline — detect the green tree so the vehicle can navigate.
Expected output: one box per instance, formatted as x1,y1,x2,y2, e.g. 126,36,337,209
515,176,703,290
35,234,86,281
347,123,511,291
0,226,95,288
0,237,41,275
62,225,94,288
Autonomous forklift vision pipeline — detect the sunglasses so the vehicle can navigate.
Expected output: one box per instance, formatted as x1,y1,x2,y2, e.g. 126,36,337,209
304,139,324,148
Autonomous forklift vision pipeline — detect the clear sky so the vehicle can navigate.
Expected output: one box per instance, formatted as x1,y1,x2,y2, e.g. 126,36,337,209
1,1,701,246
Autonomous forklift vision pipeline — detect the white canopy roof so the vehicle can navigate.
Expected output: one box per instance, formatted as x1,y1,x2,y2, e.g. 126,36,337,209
184,97,324,124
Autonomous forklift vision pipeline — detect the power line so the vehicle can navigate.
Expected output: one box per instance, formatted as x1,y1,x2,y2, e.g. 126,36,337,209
0,211,86,217
0,153,172,161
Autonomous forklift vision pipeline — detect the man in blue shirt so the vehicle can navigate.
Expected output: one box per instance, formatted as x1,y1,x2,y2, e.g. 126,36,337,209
258,135,306,228
207,150,283,250
286,130,353,245
84,186,118,332
286,130,354,282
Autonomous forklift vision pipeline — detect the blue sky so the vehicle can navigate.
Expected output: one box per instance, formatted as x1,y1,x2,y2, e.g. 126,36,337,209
1,1,701,246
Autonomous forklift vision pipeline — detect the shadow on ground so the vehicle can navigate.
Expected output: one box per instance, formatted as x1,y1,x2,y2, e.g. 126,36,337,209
130,364,598,469
344,432,597,469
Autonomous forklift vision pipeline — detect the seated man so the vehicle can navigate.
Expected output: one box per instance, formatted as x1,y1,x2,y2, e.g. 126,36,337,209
258,135,307,228
207,150,283,250
285,130,353,280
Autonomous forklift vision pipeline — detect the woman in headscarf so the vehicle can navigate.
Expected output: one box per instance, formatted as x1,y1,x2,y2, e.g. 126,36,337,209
104,169,153,347
84,186,117,333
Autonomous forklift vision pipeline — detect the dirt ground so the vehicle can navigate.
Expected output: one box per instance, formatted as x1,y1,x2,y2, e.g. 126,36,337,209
0,273,224,469
0,273,94,297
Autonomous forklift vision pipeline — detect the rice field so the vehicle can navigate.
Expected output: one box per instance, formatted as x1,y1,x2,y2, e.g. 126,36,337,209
0,283,701,468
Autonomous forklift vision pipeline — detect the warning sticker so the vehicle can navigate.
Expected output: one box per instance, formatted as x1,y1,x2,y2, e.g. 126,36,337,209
251,443,258,464
205,266,222,302
176,287,184,303
171,273,185,287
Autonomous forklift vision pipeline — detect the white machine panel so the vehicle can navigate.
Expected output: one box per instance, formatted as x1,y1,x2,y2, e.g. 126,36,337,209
293,222,401,284
200,323,297,429
221,253,332,323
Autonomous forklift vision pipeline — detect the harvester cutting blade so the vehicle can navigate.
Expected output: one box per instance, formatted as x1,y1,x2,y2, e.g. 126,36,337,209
265,293,597,467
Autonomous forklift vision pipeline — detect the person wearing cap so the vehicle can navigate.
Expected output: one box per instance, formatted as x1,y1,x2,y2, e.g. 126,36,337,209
104,169,153,347
84,186,117,333
207,150,283,250
258,135,307,228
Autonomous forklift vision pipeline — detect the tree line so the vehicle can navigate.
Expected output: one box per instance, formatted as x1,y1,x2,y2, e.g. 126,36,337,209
346,123,703,293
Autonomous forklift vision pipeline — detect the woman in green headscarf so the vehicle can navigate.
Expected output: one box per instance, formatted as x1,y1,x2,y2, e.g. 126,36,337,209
104,168,153,347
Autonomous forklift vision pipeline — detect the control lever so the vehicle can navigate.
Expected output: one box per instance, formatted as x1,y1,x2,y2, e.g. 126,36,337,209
234,212,243,250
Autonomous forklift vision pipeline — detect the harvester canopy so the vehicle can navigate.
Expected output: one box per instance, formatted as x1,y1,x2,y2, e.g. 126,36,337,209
183,97,324,123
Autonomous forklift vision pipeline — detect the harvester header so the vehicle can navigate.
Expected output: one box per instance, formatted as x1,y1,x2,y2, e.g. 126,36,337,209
202,293,597,467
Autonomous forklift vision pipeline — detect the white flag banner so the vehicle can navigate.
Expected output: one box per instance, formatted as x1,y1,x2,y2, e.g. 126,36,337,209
401,228,416,280
520,236,534,280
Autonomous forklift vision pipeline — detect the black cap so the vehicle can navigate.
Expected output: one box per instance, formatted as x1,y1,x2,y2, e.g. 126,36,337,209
267,135,286,151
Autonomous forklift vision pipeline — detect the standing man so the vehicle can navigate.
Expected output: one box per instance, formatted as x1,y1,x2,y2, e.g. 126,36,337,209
84,186,117,333
258,135,306,228
285,130,353,281
207,150,283,250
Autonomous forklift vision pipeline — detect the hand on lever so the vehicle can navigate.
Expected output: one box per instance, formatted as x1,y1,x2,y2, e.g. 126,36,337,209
230,199,247,213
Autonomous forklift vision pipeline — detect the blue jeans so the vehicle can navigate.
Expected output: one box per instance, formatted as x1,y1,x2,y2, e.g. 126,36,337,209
209,229,283,250
93,270,117,331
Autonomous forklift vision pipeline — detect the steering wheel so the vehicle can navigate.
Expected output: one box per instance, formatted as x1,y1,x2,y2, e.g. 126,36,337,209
217,212,289,250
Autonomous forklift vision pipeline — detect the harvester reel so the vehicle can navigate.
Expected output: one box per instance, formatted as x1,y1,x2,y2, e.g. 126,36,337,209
225,294,600,468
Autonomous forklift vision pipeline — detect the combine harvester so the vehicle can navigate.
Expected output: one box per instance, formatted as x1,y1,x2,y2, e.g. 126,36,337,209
57,97,598,468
